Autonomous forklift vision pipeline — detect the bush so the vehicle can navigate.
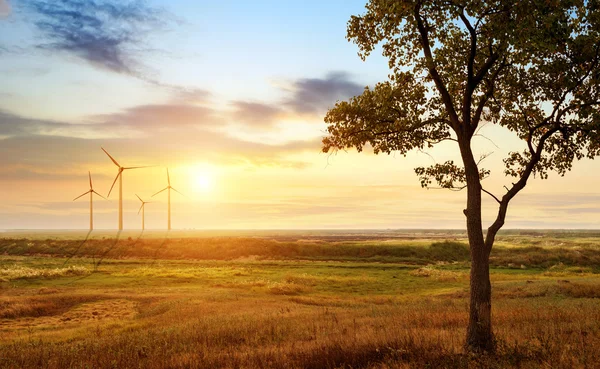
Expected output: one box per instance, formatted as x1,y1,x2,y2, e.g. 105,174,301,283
429,241,470,261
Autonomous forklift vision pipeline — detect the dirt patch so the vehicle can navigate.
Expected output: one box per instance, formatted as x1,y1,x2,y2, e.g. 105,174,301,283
0,298,137,332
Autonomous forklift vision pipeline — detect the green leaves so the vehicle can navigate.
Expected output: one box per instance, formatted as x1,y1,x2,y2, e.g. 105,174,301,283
322,73,451,155
324,0,600,193
415,161,490,189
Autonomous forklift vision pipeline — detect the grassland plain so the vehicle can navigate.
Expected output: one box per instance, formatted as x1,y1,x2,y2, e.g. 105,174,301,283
0,230,599,368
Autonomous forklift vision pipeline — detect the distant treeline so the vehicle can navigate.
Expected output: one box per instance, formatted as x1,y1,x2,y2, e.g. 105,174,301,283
1,237,600,269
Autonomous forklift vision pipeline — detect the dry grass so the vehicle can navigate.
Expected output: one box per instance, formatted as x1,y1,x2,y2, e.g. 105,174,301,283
542,263,594,277
0,293,106,320
0,265,89,281
493,280,600,299
284,273,377,286
410,266,468,281
267,281,310,295
1,233,600,368
0,295,599,369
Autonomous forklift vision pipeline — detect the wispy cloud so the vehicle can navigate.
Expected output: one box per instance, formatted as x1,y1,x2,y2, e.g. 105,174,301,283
94,103,219,131
0,166,110,182
0,109,131,138
0,0,10,18
230,101,284,128
229,71,365,129
0,70,363,176
24,0,169,76
172,88,212,104
0,109,320,177
284,71,364,114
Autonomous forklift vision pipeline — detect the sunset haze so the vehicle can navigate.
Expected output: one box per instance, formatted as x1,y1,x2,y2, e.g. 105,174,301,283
1,0,599,230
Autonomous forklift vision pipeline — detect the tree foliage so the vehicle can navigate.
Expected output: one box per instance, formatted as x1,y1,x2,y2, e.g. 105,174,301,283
324,0,600,195
323,0,600,352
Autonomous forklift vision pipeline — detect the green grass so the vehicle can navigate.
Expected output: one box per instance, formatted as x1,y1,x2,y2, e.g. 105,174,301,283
3,232,600,268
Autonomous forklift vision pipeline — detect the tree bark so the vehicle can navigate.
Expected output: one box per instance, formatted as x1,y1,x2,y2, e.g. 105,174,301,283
466,238,494,352
459,138,495,352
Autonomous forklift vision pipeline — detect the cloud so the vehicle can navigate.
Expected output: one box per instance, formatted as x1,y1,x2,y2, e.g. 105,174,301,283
0,70,363,174
284,71,364,114
0,135,107,171
0,109,130,138
0,110,320,177
0,66,50,77
227,71,366,129
513,192,600,213
1,71,363,142
94,103,220,131
172,88,212,104
0,166,110,181
24,0,169,75
230,101,284,128
28,199,130,211
0,0,10,18
0,93,219,140
0,110,78,137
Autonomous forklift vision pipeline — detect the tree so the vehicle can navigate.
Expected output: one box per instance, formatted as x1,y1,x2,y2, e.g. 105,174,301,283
323,0,600,352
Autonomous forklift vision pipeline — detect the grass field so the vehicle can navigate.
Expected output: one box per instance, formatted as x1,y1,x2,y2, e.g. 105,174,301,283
1,230,599,368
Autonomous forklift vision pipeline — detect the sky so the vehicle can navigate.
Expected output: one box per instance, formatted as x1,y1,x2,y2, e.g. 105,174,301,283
0,0,599,230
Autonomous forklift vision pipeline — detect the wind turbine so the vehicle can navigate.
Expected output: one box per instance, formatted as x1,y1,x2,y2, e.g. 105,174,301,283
152,168,184,230
73,171,106,230
136,194,152,230
102,147,150,230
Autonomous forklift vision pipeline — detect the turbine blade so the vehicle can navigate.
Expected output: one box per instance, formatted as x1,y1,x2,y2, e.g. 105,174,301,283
107,172,120,197
152,187,169,197
167,168,170,186
135,194,143,202
92,190,107,200
88,171,93,189
73,190,91,201
171,187,185,197
101,147,120,167
123,166,153,170
138,203,144,215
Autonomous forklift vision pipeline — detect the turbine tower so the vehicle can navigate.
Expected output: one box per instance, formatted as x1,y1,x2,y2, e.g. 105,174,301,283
102,147,149,230
152,168,183,230
136,194,152,230
73,171,106,230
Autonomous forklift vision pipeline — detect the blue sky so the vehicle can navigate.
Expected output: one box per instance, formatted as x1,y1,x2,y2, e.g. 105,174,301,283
0,0,599,230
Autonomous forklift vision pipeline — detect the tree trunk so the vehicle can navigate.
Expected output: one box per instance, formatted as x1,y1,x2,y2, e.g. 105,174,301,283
466,239,494,352
459,138,495,352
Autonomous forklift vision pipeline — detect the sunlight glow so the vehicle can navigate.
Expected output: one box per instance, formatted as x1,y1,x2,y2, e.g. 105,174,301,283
195,174,212,191
191,167,215,193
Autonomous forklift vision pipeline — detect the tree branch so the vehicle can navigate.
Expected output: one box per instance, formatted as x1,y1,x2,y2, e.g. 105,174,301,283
472,59,508,129
459,8,477,86
457,5,500,135
487,48,600,249
414,3,460,128
342,117,452,139
482,188,501,204
472,44,500,87
485,125,560,251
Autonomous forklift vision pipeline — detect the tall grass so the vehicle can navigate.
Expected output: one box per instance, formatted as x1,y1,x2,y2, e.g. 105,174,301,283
1,234,600,368
1,296,598,368
0,265,89,281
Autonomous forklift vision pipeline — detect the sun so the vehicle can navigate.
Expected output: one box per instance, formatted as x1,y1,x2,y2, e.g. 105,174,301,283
193,171,214,193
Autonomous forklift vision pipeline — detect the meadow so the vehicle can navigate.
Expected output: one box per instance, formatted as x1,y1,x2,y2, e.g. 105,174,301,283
0,230,599,368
